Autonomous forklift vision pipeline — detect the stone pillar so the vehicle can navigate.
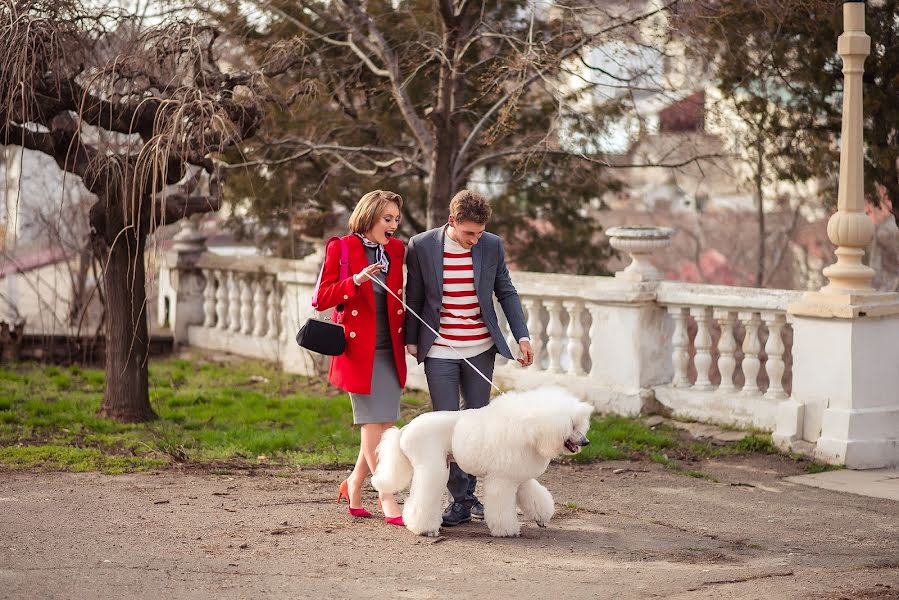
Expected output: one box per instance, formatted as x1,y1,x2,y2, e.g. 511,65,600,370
585,226,676,414
163,218,208,346
783,2,899,468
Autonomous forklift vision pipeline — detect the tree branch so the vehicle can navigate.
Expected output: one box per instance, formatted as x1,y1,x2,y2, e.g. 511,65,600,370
455,147,724,187
332,0,435,155
1,121,100,192
453,0,681,180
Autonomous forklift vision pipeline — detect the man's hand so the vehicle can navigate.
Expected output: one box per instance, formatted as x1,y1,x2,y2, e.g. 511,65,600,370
517,340,534,367
406,344,418,358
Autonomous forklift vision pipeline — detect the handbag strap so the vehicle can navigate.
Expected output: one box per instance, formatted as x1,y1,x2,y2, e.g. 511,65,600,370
311,236,350,309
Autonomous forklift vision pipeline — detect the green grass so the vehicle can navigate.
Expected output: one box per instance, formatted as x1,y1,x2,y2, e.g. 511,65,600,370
565,415,725,479
0,355,817,476
803,461,845,474
0,445,167,474
567,415,837,481
0,355,430,472
571,415,676,463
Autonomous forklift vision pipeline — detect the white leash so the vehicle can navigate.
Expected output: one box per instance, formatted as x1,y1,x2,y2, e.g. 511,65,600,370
366,272,506,395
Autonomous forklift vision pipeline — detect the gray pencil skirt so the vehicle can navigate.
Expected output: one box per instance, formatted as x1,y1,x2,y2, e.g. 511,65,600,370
349,348,401,425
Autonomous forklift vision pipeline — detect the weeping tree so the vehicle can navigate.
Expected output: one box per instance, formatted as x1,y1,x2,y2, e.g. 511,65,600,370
0,1,272,421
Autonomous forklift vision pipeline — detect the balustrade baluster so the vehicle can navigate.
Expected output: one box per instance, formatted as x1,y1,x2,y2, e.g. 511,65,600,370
691,307,714,390
214,270,228,330
563,300,585,376
545,299,564,373
668,306,690,387
202,269,216,328
266,279,280,339
523,297,544,370
715,309,738,392
587,304,603,378
239,277,253,334
763,312,787,399
227,272,241,333
252,280,266,336
739,311,762,394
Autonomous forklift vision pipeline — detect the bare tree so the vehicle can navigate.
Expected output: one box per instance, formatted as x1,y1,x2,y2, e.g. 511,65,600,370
0,1,269,421
192,0,723,235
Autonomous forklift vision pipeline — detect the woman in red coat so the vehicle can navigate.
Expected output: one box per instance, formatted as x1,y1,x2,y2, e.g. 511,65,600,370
316,190,407,525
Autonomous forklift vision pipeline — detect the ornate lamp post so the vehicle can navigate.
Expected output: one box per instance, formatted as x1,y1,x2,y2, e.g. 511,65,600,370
779,1,899,469
791,0,898,317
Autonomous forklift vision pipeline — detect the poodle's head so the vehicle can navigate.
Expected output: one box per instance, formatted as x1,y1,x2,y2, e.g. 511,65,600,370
527,388,594,459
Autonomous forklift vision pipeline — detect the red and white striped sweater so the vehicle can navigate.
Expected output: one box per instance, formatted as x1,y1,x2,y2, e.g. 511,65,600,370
427,233,495,359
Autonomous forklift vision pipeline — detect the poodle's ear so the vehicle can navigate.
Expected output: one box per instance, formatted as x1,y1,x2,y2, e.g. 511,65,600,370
533,416,568,459
577,402,595,423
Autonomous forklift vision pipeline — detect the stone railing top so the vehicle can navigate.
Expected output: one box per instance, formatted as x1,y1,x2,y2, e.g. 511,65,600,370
511,271,658,303
656,281,804,312
192,252,319,278
175,250,805,312
606,225,676,239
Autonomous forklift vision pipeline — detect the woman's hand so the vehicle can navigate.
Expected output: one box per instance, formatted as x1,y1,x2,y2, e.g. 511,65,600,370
352,263,383,286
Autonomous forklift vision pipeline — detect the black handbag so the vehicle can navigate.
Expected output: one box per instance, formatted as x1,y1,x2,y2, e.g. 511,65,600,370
295,317,345,356
296,237,349,356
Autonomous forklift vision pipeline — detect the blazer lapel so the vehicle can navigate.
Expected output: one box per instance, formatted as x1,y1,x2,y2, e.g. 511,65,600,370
430,226,445,297
470,239,483,295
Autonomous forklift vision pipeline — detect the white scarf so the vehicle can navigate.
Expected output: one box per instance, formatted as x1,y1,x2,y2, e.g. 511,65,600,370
354,233,390,274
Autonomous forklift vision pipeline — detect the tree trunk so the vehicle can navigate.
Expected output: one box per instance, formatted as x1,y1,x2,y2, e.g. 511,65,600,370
97,223,156,423
427,141,456,228
425,8,473,229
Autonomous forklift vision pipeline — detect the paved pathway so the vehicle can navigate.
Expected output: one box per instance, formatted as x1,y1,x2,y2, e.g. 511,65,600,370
1,456,897,599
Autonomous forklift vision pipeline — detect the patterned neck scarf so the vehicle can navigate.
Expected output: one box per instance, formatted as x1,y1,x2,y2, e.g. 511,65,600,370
354,233,390,274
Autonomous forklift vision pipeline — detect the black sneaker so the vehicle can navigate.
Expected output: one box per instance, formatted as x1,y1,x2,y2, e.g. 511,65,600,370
469,500,485,520
442,502,471,527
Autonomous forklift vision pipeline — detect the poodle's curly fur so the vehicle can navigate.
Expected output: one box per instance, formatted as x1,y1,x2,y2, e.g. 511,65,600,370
371,386,594,537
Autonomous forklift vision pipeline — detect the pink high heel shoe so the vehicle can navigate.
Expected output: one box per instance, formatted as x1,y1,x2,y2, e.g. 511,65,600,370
338,480,372,518
378,497,405,526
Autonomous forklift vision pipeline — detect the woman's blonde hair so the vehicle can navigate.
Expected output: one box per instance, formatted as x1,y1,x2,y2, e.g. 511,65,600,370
348,190,403,234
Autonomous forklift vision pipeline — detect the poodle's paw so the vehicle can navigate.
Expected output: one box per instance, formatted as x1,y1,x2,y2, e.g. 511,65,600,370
403,512,443,537
531,499,554,525
536,520,547,528
406,522,441,537
489,525,521,538
486,513,522,538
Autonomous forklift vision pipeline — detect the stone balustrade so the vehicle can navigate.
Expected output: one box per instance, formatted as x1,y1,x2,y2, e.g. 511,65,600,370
158,251,322,369
654,282,802,430
160,247,800,432
157,237,898,469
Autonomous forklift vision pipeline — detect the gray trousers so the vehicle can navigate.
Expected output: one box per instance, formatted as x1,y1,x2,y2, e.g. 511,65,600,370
424,346,497,504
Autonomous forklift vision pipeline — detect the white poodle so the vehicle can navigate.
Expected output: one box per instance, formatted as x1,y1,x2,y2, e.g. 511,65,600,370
371,386,594,538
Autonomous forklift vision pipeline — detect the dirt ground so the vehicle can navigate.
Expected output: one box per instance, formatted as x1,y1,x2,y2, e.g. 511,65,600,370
1,455,898,600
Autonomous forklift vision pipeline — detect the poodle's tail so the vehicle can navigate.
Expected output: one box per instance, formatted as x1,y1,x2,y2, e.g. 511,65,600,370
371,426,413,494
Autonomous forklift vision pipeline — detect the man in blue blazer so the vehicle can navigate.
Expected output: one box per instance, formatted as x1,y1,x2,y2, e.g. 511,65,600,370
405,189,534,526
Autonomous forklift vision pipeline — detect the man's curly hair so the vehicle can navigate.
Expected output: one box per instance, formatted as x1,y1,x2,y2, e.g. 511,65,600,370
449,190,491,224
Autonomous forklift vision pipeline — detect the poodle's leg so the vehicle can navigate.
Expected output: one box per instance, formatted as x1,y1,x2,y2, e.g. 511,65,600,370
402,456,448,537
482,477,522,538
516,479,554,528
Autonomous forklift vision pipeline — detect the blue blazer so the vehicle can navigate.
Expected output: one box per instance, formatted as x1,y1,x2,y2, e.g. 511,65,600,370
404,225,529,363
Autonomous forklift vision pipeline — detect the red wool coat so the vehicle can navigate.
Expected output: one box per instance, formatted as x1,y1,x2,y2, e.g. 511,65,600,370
316,234,407,394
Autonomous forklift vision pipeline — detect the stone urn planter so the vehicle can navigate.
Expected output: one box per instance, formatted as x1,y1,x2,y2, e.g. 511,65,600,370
606,226,675,282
